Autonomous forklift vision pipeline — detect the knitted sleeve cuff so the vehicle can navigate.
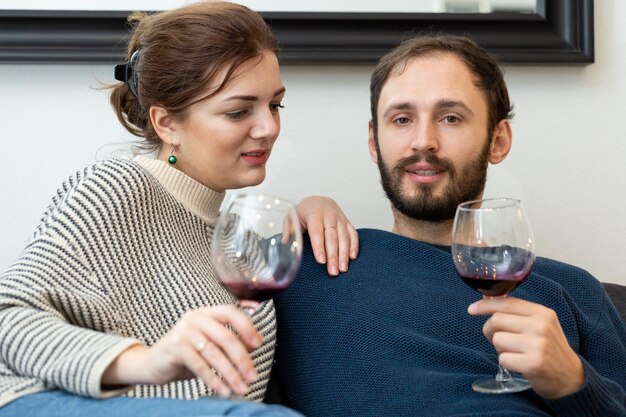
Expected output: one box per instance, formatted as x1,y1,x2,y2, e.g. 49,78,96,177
87,338,144,399
545,356,626,417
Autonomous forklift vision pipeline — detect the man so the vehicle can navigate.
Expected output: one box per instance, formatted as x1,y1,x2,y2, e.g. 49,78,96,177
270,35,626,417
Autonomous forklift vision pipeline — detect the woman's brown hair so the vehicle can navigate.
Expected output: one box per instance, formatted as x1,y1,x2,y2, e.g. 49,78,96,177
109,1,279,150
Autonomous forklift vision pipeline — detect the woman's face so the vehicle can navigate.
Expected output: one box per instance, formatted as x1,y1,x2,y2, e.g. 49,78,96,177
157,51,285,192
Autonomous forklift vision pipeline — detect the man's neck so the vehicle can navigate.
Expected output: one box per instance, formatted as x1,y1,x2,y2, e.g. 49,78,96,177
390,208,453,246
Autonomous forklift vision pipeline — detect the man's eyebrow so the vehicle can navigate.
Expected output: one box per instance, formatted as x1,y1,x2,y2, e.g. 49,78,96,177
435,99,474,115
382,99,474,118
382,102,416,118
223,87,286,102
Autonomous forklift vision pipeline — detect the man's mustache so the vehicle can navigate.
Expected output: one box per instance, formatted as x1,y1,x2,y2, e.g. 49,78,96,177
393,152,455,176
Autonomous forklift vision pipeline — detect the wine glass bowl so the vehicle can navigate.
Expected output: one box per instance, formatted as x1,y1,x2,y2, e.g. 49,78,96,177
451,198,535,394
211,192,302,303
453,244,535,297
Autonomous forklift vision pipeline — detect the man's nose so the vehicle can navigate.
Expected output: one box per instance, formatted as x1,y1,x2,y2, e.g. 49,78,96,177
409,121,439,153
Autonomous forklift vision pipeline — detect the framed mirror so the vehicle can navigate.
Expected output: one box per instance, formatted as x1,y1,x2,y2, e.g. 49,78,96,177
0,0,593,64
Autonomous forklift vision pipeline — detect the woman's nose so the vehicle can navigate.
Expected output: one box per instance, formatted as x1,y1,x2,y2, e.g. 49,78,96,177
250,110,280,140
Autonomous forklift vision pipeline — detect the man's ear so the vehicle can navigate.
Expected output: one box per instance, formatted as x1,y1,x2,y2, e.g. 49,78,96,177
149,105,178,145
489,119,512,164
368,120,379,165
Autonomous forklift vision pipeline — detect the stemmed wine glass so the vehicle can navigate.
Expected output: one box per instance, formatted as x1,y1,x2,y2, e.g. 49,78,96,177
451,198,535,394
210,192,303,305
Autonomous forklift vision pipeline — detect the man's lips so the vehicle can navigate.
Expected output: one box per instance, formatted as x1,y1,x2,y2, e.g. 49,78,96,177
404,163,446,183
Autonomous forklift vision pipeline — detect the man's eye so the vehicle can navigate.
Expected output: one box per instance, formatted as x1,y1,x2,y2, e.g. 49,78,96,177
443,115,459,123
394,117,410,125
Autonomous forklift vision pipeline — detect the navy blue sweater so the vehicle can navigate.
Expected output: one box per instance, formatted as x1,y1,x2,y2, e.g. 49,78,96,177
272,229,626,417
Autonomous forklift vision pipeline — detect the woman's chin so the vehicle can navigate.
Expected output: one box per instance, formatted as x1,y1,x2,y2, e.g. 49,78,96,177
237,173,266,189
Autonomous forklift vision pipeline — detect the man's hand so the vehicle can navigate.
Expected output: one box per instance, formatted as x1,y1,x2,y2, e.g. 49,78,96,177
468,296,585,399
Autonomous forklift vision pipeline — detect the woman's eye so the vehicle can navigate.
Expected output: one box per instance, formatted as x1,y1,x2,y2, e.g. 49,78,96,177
225,110,249,120
270,103,285,112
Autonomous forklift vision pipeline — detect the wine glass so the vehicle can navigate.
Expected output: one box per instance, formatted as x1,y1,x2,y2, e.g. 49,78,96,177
210,192,303,305
451,198,535,394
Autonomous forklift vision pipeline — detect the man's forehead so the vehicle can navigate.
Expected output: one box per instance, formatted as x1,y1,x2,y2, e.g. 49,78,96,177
379,53,486,109
386,53,472,86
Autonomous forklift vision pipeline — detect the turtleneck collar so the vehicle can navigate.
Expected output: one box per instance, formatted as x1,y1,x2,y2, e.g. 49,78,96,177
133,155,224,225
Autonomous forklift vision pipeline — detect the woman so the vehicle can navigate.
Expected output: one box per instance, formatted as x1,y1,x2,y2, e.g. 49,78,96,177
0,2,356,416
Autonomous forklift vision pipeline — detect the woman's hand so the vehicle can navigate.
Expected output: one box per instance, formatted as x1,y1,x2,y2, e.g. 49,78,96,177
297,196,359,276
102,304,262,397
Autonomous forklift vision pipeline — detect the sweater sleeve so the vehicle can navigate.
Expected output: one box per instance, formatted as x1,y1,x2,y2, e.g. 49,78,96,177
0,236,141,398
544,284,626,416
545,358,626,416
0,166,143,399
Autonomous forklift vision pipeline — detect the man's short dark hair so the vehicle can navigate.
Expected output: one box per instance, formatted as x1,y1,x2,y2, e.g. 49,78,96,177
370,34,514,137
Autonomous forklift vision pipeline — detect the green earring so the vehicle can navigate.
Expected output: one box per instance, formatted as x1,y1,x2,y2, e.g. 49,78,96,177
168,146,177,165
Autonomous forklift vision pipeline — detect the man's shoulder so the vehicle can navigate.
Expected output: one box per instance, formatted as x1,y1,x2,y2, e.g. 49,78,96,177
301,228,452,269
528,255,609,319
295,228,455,293
533,255,599,288
356,228,452,254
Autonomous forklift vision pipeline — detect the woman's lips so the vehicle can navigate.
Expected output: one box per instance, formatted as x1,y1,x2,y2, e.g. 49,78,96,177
241,149,268,166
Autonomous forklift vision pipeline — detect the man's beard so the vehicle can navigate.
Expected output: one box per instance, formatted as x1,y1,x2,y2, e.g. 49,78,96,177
377,138,491,222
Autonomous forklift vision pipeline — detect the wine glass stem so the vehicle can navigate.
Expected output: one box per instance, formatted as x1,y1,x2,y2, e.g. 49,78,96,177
483,294,513,383
496,366,514,383
237,303,257,316
483,295,515,384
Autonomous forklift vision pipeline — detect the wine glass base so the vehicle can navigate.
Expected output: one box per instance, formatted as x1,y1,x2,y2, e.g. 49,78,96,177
472,376,531,394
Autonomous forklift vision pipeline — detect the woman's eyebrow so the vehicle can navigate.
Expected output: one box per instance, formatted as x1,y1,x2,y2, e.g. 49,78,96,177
224,87,286,102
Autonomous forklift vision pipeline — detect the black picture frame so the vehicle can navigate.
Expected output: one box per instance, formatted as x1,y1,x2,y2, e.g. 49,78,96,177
0,0,593,65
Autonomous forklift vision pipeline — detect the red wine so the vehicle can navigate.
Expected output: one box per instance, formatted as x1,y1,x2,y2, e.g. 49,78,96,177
460,276,528,297
453,245,535,297
221,281,289,302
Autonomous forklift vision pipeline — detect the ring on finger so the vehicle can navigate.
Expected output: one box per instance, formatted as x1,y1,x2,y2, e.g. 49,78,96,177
324,225,337,231
196,341,207,352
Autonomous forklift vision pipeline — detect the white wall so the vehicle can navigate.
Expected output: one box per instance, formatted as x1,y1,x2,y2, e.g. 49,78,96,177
1,2,625,285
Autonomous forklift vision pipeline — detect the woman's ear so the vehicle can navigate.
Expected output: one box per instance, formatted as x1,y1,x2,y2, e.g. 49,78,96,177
149,105,177,145
489,119,512,164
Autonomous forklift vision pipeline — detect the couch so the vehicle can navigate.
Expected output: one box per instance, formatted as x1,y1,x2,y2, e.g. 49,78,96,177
604,282,626,322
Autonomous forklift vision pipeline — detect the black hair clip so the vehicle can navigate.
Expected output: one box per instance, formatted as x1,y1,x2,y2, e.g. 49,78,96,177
114,50,141,97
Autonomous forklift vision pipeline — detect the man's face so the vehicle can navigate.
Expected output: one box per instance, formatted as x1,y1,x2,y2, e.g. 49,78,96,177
369,52,494,222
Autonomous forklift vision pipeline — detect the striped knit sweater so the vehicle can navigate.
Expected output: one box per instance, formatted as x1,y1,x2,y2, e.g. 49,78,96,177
0,155,276,408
